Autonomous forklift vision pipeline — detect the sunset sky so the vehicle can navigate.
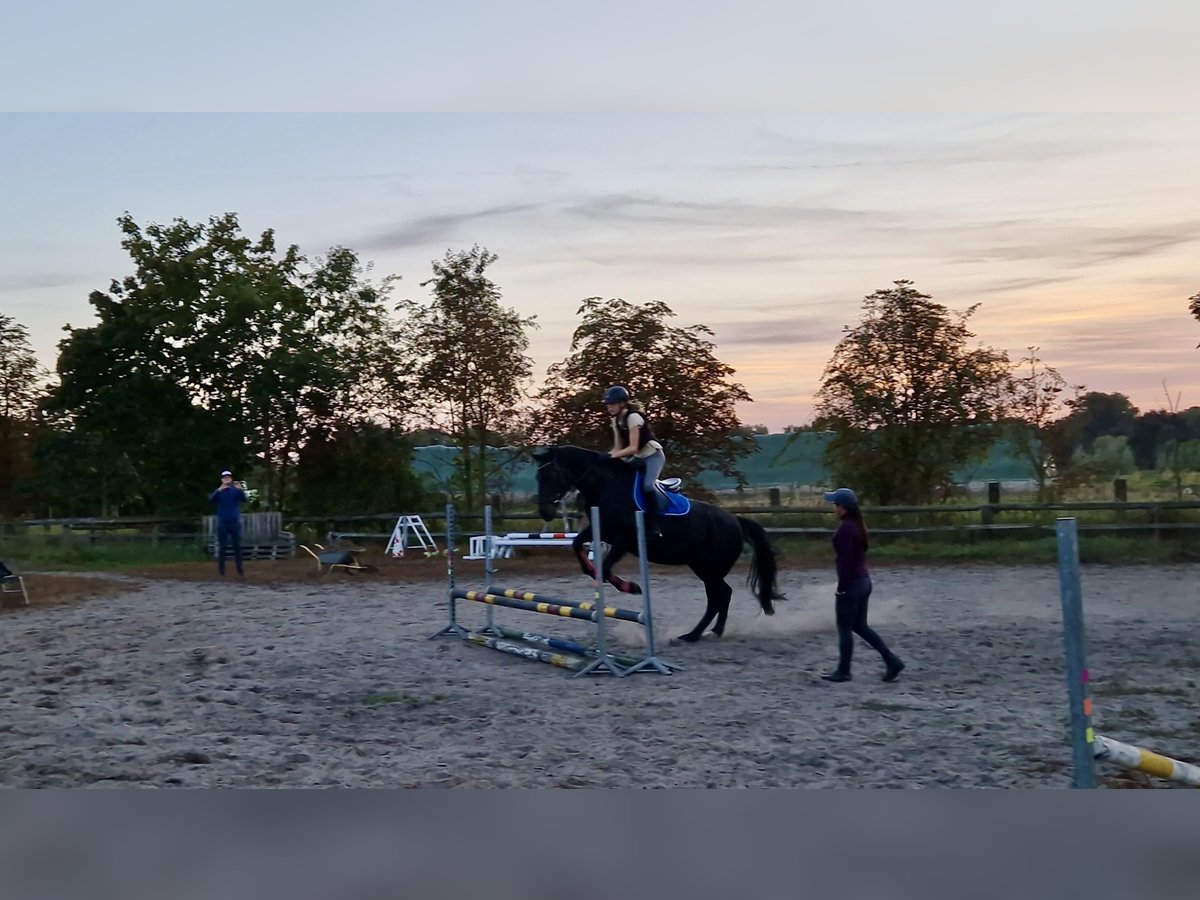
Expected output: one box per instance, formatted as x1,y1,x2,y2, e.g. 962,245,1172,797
3,113,1198,431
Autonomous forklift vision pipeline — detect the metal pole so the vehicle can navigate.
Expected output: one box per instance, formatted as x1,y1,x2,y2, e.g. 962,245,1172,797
635,509,656,657
1056,517,1097,788
430,503,467,638
483,504,496,634
575,506,624,677
621,509,676,675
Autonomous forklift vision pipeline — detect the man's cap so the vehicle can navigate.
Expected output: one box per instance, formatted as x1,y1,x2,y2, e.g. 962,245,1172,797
823,487,859,509
221,470,233,477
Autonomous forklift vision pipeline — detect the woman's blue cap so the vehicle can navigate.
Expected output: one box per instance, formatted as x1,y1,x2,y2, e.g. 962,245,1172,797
823,487,859,508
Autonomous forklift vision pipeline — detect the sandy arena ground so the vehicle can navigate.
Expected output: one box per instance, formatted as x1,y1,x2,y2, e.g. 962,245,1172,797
1,555,1196,788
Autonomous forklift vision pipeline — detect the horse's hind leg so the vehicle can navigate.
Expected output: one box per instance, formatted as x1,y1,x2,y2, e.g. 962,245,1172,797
676,571,732,643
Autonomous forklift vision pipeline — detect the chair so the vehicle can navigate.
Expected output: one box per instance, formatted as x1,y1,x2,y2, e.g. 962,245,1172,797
300,544,374,576
0,560,29,606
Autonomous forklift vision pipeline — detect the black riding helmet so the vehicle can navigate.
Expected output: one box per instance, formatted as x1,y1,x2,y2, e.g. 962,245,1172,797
602,385,630,404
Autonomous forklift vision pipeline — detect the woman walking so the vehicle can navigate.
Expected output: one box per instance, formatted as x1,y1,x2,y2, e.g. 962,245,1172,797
820,487,904,683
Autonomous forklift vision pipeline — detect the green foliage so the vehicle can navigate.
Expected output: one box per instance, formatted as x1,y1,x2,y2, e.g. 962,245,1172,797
293,423,433,515
0,535,202,570
1073,435,1138,480
534,297,753,482
43,213,402,515
1003,348,1081,500
814,280,1012,504
406,247,536,510
1064,392,1140,451
0,315,49,516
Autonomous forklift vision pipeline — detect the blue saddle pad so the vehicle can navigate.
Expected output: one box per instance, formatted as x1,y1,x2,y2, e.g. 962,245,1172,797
633,472,691,516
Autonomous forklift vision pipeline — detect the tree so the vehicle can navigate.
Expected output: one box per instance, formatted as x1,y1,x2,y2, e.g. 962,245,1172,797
814,280,1012,505
45,213,404,515
1072,435,1137,481
1190,290,1200,346
1156,382,1190,500
1061,392,1139,452
1004,347,1082,500
293,422,433,515
0,314,49,516
534,297,753,484
406,246,536,510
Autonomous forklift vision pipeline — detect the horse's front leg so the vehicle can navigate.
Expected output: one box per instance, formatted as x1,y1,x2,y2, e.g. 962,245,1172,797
572,526,597,578
600,543,642,595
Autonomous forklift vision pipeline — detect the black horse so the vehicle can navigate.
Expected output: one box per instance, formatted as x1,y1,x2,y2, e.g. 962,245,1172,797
532,445,784,643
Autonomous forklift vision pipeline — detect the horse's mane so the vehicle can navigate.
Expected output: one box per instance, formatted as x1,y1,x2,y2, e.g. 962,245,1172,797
547,445,633,483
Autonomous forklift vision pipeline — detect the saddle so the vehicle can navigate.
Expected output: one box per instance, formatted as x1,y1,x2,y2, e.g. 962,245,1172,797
632,472,691,516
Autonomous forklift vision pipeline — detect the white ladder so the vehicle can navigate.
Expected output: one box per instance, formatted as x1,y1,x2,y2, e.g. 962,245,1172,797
385,515,437,557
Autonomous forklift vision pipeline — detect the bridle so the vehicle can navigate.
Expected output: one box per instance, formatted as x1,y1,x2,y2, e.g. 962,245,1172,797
536,460,573,506
536,454,602,506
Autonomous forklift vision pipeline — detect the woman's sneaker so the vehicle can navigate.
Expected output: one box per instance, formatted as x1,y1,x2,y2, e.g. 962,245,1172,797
820,670,851,682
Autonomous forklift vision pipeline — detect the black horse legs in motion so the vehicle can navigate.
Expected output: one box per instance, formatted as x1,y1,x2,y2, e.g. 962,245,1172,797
533,445,785,642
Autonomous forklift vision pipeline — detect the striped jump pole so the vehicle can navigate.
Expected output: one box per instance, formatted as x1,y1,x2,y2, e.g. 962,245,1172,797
1094,735,1200,787
491,623,642,669
463,631,587,672
481,587,645,624
503,532,576,540
454,589,642,624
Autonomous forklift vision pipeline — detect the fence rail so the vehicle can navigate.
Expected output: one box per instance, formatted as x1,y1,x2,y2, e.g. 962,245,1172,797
4,498,1200,547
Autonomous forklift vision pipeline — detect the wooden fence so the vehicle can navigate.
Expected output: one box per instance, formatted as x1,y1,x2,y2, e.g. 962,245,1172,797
3,499,1198,552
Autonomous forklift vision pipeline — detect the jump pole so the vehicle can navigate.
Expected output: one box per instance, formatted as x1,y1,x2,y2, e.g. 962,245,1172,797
482,504,498,635
624,509,676,675
574,506,626,677
430,502,468,639
490,624,642,669
455,589,631,622
1056,517,1097,788
463,631,588,673
1057,516,1199,788
463,588,644,623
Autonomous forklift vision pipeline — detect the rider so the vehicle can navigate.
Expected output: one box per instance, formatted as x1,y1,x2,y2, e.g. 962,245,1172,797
602,385,666,539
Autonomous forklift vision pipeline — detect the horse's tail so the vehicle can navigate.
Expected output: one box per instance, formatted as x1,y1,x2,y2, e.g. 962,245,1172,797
737,516,785,616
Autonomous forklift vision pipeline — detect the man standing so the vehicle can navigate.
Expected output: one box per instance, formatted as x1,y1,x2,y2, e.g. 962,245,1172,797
209,470,247,577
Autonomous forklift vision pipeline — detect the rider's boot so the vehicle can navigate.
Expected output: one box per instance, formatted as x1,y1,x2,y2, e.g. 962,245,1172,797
642,493,663,540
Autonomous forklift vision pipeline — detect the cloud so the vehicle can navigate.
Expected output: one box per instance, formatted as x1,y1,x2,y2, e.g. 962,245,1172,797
357,201,545,251
715,313,844,348
960,225,1200,267
0,273,96,291
564,192,881,229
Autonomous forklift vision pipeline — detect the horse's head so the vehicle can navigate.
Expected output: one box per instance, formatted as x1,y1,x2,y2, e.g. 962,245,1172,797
532,447,574,523
533,445,618,521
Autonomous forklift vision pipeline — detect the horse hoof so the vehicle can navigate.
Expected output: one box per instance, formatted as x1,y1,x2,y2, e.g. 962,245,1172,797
675,632,701,643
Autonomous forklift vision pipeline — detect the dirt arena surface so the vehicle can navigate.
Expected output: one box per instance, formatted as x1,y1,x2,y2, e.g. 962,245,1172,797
1,554,1196,788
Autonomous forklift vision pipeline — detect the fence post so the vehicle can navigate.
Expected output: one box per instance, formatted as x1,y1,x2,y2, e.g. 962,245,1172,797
768,487,781,508
1112,479,1127,502
987,481,1001,504
1056,517,1097,789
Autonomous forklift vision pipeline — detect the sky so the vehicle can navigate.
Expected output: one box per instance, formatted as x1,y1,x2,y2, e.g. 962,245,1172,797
3,112,1199,431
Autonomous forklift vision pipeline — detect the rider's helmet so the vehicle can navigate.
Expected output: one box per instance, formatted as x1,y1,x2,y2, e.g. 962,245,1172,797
602,385,630,404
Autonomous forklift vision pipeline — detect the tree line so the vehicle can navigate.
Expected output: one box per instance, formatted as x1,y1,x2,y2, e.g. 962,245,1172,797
1,213,1197,519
